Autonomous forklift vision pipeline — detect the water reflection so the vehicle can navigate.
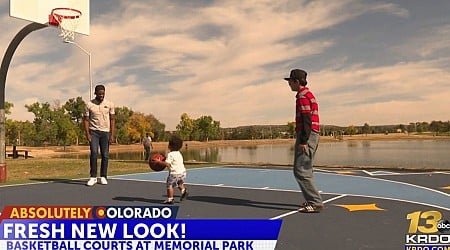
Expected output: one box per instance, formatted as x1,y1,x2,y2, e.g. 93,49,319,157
183,147,220,163
56,140,450,169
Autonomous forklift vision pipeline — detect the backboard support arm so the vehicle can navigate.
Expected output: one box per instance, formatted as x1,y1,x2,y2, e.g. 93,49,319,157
0,22,48,182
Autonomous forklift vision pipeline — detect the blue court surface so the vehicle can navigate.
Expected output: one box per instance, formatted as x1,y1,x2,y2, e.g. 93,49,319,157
111,166,450,211
1,165,449,249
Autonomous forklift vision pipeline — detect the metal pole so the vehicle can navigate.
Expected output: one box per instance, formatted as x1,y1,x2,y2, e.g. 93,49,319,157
64,41,92,99
0,23,47,182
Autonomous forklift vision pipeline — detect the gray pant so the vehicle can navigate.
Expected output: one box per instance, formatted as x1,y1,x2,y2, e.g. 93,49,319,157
293,131,323,206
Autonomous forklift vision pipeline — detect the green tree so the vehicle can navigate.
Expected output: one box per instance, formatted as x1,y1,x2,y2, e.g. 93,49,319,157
396,124,406,133
176,114,220,141
114,106,134,144
287,122,296,138
6,119,19,145
53,106,78,147
245,126,258,140
146,113,165,141
415,122,429,133
63,97,86,144
407,122,416,134
362,123,371,135
444,121,450,135
345,125,357,136
63,97,85,124
25,102,56,145
25,102,78,146
176,113,194,141
6,120,35,146
429,120,445,135
194,115,220,141
5,101,13,115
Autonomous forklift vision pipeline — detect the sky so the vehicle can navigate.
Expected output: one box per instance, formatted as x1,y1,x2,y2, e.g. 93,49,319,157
1,0,450,130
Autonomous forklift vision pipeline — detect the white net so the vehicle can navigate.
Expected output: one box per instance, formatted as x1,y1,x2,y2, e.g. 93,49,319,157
51,8,82,42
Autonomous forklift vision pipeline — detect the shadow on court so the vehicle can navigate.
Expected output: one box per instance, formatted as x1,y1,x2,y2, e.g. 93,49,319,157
29,178,87,185
186,195,299,211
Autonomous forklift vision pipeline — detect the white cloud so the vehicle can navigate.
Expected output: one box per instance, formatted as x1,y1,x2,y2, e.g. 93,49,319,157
314,60,450,126
1,0,449,131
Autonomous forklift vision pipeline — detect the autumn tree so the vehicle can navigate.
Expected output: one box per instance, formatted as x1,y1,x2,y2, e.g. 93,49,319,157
127,112,151,143
114,106,134,144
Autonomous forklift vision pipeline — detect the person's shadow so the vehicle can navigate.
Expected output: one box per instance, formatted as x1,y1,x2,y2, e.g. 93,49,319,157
187,195,299,211
113,196,166,204
29,178,86,185
113,195,298,211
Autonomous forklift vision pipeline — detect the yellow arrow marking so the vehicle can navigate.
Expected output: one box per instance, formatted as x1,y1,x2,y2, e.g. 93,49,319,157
441,186,450,190
335,203,385,212
334,171,356,175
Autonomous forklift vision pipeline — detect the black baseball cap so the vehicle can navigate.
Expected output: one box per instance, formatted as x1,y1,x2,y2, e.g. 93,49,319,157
284,69,307,81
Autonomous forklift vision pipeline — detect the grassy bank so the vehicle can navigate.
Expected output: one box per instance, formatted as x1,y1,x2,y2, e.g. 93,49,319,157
1,158,217,186
1,158,143,185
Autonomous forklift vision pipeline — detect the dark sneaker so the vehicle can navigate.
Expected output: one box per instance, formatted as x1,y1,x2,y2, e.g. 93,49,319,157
180,190,189,201
298,202,323,213
162,199,174,205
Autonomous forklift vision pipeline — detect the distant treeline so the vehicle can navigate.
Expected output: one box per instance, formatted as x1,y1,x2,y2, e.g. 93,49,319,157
222,121,450,140
4,99,449,146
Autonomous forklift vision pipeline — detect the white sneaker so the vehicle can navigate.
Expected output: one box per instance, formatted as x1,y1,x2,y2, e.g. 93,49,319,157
86,177,97,186
99,177,108,185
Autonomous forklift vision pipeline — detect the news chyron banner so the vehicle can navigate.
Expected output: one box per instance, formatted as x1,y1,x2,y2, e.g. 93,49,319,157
0,206,282,250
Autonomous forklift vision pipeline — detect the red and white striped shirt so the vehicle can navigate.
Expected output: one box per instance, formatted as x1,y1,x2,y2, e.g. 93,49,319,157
295,87,320,144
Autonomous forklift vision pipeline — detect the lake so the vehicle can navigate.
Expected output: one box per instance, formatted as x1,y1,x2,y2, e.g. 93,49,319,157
60,139,450,170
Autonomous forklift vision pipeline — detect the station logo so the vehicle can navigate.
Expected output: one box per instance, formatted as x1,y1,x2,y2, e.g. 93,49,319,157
405,210,450,250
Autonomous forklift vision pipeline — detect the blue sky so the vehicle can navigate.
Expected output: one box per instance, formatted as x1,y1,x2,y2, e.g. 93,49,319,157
1,0,450,130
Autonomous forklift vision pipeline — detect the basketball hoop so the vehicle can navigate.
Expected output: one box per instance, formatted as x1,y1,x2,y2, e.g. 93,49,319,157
49,8,82,42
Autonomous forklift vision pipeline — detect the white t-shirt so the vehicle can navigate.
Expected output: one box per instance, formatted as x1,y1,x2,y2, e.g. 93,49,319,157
84,98,115,132
165,151,185,174
143,136,152,147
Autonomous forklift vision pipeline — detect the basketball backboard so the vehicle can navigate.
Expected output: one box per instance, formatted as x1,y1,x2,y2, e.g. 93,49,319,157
10,0,90,36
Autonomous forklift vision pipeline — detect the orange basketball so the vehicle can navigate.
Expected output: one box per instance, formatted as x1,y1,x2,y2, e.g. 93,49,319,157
149,153,166,171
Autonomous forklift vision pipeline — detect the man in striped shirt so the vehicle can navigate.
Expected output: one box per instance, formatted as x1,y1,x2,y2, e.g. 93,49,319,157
284,69,323,213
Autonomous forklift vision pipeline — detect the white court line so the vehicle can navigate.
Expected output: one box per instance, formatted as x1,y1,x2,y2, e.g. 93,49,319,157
362,170,374,176
270,194,347,220
362,170,448,176
322,192,450,211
